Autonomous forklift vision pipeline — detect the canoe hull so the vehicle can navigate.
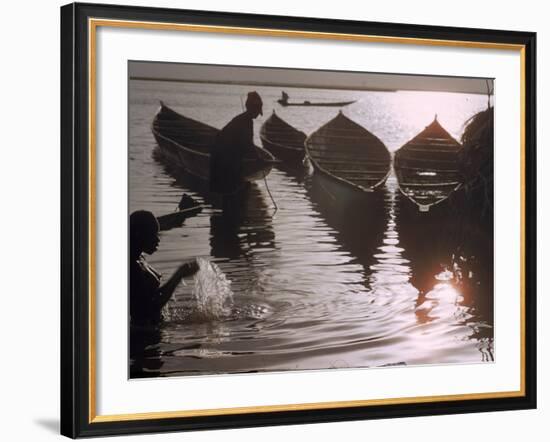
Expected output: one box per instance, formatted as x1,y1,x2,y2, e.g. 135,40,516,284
152,103,274,185
305,112,392,197
259,111,307,167
153,130,210,180
307,159,387,211
260,135,305,165
394,118,464,213
396,185,465,222
394,176,463,214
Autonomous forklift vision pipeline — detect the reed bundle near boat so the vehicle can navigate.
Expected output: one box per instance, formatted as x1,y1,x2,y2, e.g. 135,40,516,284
461,106,494,224
394,116,463,212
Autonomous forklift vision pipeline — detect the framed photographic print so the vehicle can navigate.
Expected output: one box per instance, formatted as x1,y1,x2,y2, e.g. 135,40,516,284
60,2,536,438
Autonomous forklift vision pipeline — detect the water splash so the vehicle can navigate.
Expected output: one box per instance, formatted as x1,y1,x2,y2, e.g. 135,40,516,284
193,257,234,320
434,268,454,282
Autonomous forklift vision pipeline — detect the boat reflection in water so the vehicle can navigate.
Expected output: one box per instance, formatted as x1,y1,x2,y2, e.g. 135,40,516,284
130,163,280,376
131,145,493,377
130,328,164,378
304,168,386,279
396,181,494,363
209,184,278,286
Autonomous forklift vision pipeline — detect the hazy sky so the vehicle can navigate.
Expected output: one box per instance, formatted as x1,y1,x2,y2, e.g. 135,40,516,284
129,61,493,95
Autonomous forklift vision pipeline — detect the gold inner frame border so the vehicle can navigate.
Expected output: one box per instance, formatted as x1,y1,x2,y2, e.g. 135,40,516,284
87,17,527,424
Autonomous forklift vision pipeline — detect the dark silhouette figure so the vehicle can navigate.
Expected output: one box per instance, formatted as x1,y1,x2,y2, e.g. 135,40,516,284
210,91,263,195
129,210,199,326
130,327,163,378
280,91,289,105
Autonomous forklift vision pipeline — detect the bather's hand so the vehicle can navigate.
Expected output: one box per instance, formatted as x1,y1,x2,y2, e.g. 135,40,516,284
160,259,200,303
177,259,200,277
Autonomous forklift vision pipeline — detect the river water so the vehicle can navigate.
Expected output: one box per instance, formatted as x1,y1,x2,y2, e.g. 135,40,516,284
129,79,494,377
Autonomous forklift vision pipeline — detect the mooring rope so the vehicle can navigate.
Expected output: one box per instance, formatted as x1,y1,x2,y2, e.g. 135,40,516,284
263,172,278,214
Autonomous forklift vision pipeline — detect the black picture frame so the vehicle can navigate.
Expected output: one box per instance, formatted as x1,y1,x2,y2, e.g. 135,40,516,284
61,2,536,438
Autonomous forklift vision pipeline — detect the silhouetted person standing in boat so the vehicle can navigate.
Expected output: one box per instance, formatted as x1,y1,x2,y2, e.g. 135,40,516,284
280,91,289,105
210,91,263,195
130,210,199,326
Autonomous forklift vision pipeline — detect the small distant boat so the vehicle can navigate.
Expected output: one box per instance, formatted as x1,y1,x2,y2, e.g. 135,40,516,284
278,91,355,108
394,116,463,212
278,99,356,108
305,112,391,203
151,101,275,183
260,111,307,164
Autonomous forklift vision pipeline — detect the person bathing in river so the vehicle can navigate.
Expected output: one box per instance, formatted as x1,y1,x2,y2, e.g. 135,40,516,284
130,210,199,326
209,91,263,196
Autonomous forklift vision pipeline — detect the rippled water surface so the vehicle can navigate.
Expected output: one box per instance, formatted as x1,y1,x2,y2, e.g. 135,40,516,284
129,79,494,377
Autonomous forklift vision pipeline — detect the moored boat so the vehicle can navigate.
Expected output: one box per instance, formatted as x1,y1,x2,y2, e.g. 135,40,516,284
394,116,463,213
151,101,275,183
304,111,391,205
259,110,307,165
277,99,356,107
278,91,355,108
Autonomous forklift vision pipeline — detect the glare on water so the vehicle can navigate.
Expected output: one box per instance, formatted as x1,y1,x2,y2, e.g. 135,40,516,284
129,80,493,377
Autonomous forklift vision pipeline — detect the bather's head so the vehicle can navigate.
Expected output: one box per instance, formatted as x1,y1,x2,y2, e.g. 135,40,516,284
130,210,160,256
245,91,263,118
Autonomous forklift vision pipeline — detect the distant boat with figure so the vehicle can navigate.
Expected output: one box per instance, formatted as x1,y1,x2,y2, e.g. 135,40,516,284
151,101,275,183
394,116,464,213
277,91,355,108
260,110,307,165
305,111,391,206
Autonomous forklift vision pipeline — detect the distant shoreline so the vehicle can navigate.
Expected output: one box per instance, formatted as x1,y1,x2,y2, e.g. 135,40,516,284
129,76,398,93
129,76,489,95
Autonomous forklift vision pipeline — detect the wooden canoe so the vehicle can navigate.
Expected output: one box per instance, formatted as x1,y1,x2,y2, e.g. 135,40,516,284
259,111,307,164
305,112,391,202
151,102,275,183
277,99,356,107
394,117,463,212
